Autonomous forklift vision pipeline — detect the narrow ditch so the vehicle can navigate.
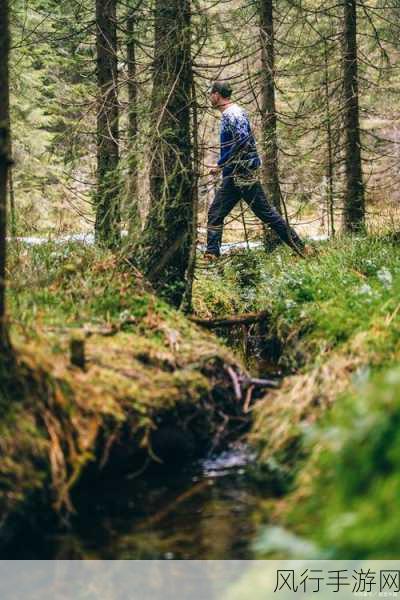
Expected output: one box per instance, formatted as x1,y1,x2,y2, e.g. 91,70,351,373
2,324,286,559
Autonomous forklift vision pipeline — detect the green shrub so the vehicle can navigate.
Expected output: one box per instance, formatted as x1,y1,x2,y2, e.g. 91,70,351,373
288,366,400,558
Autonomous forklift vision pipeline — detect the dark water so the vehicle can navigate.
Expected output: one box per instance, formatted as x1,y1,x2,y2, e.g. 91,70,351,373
11,444,278,560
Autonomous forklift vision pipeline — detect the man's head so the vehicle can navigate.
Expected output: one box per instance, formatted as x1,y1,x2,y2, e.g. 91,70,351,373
209,81,232,108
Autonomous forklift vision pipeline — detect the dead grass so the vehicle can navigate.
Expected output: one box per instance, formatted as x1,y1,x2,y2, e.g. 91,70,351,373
0,297,245,534
250,352,363,467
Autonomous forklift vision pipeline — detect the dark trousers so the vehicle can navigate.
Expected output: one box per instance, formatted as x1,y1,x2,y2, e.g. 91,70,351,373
206,175,304,256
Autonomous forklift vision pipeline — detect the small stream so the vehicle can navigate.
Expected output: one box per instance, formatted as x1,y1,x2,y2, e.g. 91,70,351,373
5,309,288,560
6,235,302,559
7,443,282,560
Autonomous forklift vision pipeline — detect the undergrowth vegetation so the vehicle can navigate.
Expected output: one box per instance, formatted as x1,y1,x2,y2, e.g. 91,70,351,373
194,234,400,371
284,365,400,558
1,241,245,540
4,235,400,557
8,240,159,328
195,234,400,559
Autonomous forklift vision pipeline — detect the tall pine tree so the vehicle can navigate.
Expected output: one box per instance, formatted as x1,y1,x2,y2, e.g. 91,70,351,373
95,0,120,247
342,0,365,232
260,0,281,213
0,0,11,352
126,6,141,235
139,0,195,307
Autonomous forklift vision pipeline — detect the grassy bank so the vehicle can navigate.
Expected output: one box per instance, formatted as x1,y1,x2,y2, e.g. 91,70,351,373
0,241,246,541
283,365,400,558
194,234,400,558
194,234,400,465
4,235,400,556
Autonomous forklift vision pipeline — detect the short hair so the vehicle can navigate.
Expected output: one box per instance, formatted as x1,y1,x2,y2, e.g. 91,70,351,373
210,81,232,98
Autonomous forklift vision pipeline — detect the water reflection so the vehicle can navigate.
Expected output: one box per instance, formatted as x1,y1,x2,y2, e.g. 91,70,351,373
11,444,276,559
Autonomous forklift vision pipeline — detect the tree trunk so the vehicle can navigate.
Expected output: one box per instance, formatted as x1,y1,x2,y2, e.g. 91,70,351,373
260,0,281,213
0,0,11,352
323,40,336,238
95,0,120,248
342,0,365,233
181,77,199,313
126,9,141,235
140,0,194,307
8,161,16,237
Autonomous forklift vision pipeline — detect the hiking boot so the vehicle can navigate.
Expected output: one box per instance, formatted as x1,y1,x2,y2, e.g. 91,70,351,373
203,252,219,262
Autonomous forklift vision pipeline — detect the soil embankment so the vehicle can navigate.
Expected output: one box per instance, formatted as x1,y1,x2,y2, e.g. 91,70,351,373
1,243,257,547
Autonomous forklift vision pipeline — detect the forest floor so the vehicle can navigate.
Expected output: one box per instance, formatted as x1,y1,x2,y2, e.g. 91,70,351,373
193,232,400,557
2,232,400,558
1,241,250,543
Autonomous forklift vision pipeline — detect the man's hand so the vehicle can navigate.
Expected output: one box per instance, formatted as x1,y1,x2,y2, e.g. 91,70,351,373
205,163,220,176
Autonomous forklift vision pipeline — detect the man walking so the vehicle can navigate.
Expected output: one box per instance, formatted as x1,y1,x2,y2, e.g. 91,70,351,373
205,81,305,259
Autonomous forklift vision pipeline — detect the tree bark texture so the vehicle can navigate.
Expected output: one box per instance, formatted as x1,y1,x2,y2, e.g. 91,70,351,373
126,10,141,234
323,40,336,237
95,0,120,248
0,0,11,351
141,0,194,307
342,0,365,232
260,0,281,214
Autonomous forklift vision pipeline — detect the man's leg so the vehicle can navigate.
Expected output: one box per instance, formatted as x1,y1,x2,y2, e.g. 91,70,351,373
241,181,304,251
206,177,241,256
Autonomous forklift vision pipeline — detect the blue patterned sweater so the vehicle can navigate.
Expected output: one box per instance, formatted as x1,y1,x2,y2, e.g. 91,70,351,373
217,104,261,177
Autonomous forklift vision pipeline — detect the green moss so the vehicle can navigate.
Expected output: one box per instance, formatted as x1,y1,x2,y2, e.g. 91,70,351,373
1,242,245,535
194,235,400,368
287,367,400,558
199,236,400,543
7,242,154,328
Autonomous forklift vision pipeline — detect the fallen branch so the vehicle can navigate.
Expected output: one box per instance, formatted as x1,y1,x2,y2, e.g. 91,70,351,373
138,480,209,530
224,362,279,408
48,318,138,339
83,318,137,337
191,310,270,329
243,384,255,413
226,365,242,401
239,375,280,389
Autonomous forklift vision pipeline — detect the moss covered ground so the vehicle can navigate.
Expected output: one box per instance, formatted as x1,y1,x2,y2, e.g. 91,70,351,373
0,241,246,540
194,234,400,454
283,366,400,558
195,234,400,557
3,234,400,557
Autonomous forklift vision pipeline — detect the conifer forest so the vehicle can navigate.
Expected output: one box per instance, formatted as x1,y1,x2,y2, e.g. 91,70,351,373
2,0,400,568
